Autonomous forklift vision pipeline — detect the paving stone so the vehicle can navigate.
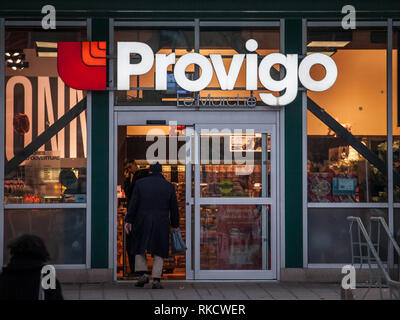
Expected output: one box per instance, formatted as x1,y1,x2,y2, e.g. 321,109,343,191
104,289,128,300
61,284,80,291
62,290,80,300
258,284,297,300
58,281,393,300
353,288,390,300
80,290,104,300
265,290,297,300
194,287,225,300
239,284,274,300
172,284,201,300
280,287,323,300
150,289,178,300
79,284,104,300
305,287,341,300
127,288,153,300
215,284,250,300
192,282,216,288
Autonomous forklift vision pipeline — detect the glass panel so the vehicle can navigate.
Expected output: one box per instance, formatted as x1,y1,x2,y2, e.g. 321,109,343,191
308,208,388,264
307,27,387,203
200,205,270,270
3,209,86,265
199,27,280,107
394,209,400,274
393,27,400,201
4,27,87,204
114,28,194,106
200,130,270,198
395,209,400,248
191,205,194,272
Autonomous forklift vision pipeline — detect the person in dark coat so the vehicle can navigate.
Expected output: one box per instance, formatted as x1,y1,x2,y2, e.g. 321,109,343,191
0,234,63,300
124,162,179,289
122,160,149,276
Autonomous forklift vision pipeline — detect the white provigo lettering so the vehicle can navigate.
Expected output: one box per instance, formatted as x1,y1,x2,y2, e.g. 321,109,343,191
116,39,338,106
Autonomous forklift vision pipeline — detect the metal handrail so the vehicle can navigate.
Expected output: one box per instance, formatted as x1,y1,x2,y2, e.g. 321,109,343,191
370,216,400,283
370,216,400,258
347,216,400,300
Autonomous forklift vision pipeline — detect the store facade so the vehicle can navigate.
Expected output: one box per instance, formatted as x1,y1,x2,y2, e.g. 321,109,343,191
0,1,399,282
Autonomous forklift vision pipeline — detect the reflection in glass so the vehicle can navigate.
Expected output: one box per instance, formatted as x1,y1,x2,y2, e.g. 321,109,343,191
393,28,400,202
308,208,387,264
394,209,400,269
200,132,270,198
307,27,387,202
200,205,270,270
3,209,86,265
4,27,87,204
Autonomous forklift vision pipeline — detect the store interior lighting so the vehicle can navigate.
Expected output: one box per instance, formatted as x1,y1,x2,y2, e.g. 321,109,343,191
5,50,29,70
307,41,350,47
37,52,58,57
35,41,58,57
35,41,58,48
306,51,335,57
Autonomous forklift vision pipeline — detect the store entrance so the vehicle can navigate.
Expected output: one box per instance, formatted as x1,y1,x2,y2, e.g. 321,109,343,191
191,124,277,280
114,122,278,281
116,125,187,280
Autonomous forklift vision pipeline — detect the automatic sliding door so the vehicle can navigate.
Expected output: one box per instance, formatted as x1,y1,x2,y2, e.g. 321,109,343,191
194,125,276,280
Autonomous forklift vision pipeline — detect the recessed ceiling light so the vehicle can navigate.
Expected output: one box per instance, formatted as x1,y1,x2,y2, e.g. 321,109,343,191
307,41,350,48
307,51,335,57
36,41,58,48
38,52,57,57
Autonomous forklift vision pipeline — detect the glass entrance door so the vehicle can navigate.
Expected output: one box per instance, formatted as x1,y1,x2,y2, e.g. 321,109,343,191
191,124,277,279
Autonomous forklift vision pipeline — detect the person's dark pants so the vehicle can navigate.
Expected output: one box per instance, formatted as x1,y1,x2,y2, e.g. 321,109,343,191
126,232,136,275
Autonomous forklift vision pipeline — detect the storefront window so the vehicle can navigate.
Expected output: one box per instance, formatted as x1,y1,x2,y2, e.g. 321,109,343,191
394,209,400,266
307,27,388,203
114,27,194,106
3,209,86,265
308,208,388,264
4,27,87,204
393,27,400,201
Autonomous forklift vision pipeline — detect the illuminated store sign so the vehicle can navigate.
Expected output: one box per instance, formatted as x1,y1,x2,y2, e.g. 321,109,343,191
58,39,338,106
57,41,107,90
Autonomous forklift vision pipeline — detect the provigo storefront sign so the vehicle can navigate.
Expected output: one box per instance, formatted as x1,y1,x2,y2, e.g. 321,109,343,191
57,39,337,106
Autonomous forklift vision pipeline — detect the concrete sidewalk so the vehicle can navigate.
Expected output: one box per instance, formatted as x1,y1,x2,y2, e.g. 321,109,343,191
60,281,393,300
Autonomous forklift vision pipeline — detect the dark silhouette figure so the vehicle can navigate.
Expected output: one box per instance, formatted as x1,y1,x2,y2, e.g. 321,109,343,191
0,234,63,300
124,162,179,289
122,160,149,275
